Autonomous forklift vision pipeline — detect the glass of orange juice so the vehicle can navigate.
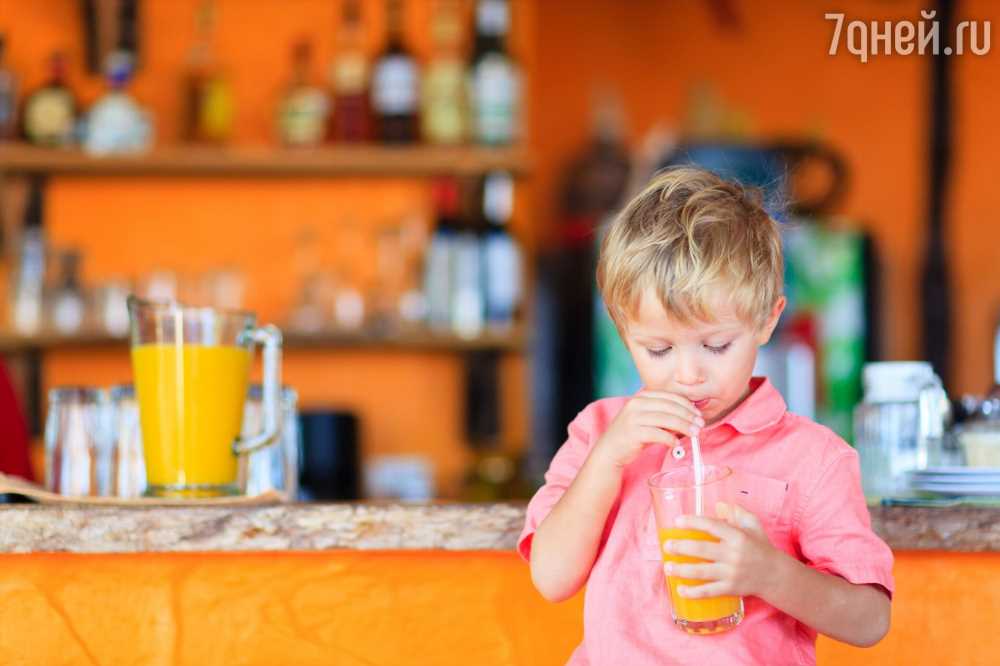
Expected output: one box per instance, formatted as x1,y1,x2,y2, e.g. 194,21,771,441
648,465,744,634
127,296,283,497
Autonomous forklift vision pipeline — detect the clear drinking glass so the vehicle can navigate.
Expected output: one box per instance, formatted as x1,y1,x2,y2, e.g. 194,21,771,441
108,384,146,498
44,387,112,497
648,465,744,635
127,296,283,497
240,385,300,498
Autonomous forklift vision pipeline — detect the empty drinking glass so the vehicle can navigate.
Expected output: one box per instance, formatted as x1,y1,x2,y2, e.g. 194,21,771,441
109,384,146,498
45,387,112,497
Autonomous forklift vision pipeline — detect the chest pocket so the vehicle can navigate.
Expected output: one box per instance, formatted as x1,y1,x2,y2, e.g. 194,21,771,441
641,470,789,561
729,470,789,529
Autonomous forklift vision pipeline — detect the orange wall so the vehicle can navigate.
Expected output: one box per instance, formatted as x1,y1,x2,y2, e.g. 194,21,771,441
0,0,535,498
531,0,1000,395
1,549,998,664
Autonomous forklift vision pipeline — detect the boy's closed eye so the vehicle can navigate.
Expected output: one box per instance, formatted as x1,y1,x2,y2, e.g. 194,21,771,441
646,342,732,358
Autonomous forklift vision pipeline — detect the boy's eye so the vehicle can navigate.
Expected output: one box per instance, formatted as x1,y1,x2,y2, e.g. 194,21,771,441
646,347,672,358
705,343,732,354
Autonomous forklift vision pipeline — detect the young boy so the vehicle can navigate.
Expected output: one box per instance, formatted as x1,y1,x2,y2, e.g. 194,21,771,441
519,167,893,665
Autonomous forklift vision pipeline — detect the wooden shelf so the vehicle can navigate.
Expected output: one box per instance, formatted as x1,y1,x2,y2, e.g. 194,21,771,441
0,143,531,178
0,328,527,354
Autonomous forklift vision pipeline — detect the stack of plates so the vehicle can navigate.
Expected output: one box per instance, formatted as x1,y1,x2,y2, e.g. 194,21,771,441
909,467,1000,496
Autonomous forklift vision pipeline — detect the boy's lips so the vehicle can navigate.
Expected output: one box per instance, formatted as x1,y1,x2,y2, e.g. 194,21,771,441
692,398,711,410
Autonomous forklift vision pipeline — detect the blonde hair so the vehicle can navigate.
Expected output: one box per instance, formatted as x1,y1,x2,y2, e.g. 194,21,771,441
597,166,783,332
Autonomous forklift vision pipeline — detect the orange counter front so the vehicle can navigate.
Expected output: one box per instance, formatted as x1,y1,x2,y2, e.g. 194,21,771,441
1,506,999,665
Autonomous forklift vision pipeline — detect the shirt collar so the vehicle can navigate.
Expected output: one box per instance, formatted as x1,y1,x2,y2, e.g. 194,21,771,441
715,376,787,435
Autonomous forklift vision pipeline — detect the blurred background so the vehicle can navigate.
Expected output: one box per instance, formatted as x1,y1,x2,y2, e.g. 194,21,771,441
0,0,997,503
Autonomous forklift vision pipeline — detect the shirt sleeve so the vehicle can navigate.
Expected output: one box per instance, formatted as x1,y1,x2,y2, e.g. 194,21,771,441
517,404,596,562
795,447,895,598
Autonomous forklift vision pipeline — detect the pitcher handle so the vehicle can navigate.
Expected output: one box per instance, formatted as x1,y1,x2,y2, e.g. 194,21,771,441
233,324,283,455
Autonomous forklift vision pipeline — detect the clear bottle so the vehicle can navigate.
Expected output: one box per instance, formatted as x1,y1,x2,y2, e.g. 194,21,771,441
84,51,153,155
0,34,17,140
50,249,86,335
277,40,329,147
468,0,519,145
328,0,371,142
371,0,419,143
421,0,467,144
11,178,47,336
424,178,460,331
480,171,521,329
451,180,484,338
22,51,77,147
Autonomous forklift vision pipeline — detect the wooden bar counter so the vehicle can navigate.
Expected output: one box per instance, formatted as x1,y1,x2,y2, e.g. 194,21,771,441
1,503,998,665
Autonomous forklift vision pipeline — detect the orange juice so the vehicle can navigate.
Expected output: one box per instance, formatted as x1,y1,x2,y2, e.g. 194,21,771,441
659,528,743,630
132,343,252,495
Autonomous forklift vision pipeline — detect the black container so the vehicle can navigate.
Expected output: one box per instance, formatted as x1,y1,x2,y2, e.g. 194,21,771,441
298,411,361,501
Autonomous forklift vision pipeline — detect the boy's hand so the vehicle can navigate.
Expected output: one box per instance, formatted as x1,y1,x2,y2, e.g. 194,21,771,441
592,390,704,469
662,503,781,599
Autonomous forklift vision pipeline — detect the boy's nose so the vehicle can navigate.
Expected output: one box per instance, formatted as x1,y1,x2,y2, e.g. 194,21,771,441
673,354,704,386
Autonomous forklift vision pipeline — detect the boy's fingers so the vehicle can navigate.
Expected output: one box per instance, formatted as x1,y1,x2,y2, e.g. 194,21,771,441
664,562,723,582
732,503,763,531
663,538,725,561
638,426,677,447
675,515,740,542
676,581,731,599
636,391,702,418
636,411,701,437
717,501,762,531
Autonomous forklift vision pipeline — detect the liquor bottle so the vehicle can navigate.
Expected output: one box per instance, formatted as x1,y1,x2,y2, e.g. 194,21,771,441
450,179,484,338
50,250,85,335
327,0,370,142
0,34,17,140
277,40,329,147
83,51,153,155
421,0,466,144
424,178,460,331
480,171,521,329
11,179,47,335
371,0,419,143
468,0,519,145
22,52,77,147
182,0,234,143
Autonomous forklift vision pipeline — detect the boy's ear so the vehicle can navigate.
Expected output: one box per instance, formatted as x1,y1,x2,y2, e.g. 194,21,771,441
755,296,787,346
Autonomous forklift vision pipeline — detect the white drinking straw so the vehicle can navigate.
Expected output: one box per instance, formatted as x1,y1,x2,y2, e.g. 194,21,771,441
691,433,704,516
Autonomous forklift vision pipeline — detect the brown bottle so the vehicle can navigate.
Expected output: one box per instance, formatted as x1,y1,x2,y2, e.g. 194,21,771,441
327,0,371,142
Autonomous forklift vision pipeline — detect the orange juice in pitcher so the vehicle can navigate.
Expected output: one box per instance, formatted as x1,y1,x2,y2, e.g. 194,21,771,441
128,297,283,497
132,343,251,490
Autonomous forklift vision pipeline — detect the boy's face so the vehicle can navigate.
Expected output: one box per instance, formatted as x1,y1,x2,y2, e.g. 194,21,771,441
622,287,785,425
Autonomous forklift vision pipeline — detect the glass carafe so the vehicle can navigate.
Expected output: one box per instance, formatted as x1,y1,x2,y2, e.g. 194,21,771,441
127,296,282,497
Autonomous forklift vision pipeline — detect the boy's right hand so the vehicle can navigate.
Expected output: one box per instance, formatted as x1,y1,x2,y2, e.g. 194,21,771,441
592,391,704,469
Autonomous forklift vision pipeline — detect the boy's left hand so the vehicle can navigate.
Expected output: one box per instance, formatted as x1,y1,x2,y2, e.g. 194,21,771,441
662,503,782,599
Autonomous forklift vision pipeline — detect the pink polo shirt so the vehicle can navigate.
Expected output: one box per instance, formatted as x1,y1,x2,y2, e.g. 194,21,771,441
519,377,894,666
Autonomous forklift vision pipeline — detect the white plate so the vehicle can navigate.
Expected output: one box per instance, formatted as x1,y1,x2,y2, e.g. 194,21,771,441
911,482,1000,496
911,473,1000,484
916,466,1000,476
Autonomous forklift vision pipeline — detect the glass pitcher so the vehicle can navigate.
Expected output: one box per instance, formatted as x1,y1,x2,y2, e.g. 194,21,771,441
853,361,952,501
127,296,282,497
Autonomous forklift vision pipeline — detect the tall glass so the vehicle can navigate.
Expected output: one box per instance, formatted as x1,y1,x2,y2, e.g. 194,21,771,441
108,384,146,499
648,465,744,635
44,387,111,497
127,296,282,497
